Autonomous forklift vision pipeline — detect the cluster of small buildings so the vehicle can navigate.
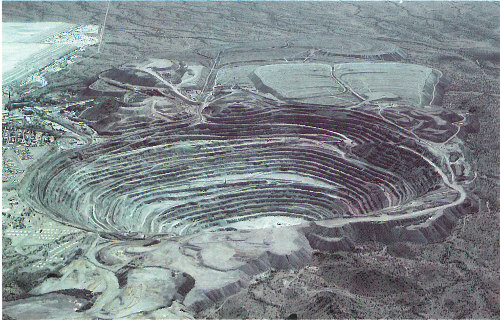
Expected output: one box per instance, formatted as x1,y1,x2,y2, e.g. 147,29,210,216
2,196,31,230
3,126,56,146
2,111,59,147
2,158,23,184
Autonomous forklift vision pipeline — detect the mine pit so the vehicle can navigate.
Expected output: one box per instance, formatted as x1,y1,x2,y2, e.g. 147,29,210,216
3,4,490,317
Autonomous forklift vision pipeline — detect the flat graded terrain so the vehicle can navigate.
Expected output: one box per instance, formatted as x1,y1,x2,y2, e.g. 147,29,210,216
2,22,98,85
2,2,499,320
333,62,445,106
252,63,358,105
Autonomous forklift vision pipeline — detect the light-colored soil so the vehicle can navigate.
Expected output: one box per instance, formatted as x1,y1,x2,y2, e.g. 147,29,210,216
3,2,498,319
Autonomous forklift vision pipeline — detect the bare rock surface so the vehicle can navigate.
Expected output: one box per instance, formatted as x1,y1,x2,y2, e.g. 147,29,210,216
3,2,498,319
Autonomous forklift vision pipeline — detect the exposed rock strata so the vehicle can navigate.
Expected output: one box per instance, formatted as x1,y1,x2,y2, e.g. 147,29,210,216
10,41,478,319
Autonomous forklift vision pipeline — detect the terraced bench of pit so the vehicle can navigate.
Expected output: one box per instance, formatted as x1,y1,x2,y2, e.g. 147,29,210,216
10,40,482,319
20,97,468,239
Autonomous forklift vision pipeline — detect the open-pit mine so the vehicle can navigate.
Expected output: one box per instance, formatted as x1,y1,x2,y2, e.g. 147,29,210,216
3,35,482,319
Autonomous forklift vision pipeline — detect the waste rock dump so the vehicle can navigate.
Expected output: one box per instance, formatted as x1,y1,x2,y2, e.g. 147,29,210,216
6,38,480,319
